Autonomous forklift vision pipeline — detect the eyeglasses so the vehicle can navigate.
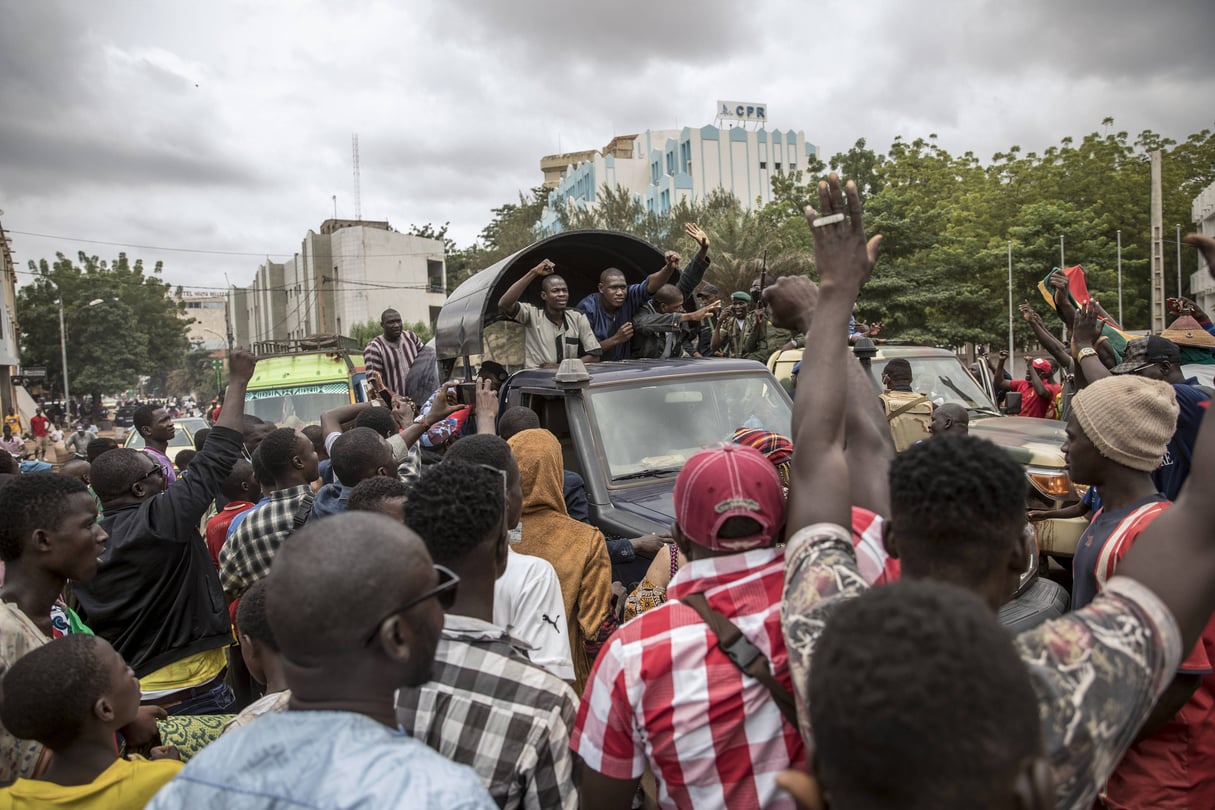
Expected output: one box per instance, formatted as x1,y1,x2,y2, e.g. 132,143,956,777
363,564,460,645
132,458,165,487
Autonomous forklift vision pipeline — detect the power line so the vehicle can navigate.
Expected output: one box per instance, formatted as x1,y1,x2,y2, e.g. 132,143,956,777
7,229,457,260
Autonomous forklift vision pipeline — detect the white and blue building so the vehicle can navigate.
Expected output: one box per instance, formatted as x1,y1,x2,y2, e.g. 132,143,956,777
538,123,818,235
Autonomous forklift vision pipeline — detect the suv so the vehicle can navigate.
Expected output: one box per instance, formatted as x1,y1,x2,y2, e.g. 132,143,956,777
769,345,1088,565
436,230,1066,630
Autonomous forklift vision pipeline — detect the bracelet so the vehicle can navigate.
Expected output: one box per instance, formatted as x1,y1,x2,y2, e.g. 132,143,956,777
1094,336,1109,348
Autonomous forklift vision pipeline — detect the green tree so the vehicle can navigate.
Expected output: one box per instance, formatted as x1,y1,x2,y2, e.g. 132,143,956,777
17,251,191,405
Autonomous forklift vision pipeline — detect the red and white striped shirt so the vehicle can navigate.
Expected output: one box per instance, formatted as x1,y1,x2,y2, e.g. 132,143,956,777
571,546,805,810
363,332,423,397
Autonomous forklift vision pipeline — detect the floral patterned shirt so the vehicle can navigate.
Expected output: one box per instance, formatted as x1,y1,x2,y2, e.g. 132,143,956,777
781,523,1182,810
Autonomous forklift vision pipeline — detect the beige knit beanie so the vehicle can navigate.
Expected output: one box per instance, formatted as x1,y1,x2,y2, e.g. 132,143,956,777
1071,376,1179,472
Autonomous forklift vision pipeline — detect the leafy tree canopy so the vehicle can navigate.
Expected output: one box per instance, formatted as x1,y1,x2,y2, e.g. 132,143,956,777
17,251,191,400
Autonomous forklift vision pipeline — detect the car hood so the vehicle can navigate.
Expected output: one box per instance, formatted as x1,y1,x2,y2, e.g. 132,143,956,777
969,416,1067,468
608,481,676,529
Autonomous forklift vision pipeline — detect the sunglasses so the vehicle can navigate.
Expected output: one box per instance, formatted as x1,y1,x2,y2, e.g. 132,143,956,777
363,564,460,646
132,457,165,487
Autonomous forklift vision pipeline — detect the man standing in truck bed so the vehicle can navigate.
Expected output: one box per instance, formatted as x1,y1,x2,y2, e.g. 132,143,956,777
363,308,424,397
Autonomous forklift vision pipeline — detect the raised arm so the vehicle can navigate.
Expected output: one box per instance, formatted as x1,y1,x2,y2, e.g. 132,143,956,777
214,349,256,434
645,252,679,294
320,401,372,439
1118,233,1215,655
993,350,1012,391
1020,303,1073,374
1049,271,1079,328
1069,302,1112,389
1023,357,1050,399
686,223,710,263
771,174,881,534
498,259,555,318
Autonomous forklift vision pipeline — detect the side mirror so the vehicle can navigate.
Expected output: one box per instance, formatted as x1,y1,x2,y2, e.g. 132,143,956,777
1003,390,1023,416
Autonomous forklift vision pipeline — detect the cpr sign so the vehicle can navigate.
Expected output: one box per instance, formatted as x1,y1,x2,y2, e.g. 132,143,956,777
717,101,767,123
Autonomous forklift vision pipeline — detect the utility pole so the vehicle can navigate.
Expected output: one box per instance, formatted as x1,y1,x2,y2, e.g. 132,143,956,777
58,298,70,412
1177,223,1183,299
1116,229,1123,326
1007,241,1014,364
1150,150,1165,333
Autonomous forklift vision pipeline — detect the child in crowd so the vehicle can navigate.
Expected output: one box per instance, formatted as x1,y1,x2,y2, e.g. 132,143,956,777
222,579,290,735
0,635,180,808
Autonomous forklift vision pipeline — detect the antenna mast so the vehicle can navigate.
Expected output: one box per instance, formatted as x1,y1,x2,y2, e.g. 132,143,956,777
352,133,362,222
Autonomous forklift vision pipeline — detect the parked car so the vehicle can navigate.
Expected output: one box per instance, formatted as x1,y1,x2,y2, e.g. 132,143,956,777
436,229,1064,631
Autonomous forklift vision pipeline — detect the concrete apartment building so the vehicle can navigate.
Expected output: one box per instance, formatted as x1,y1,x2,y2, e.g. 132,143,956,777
538,107,817,235
0,217,19,417
229,219,447,346
1192,179,1215,315
177,293,229,353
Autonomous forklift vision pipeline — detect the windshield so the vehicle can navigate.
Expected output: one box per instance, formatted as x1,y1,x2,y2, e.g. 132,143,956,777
588,373,792,481
124,419,206,450
245,384,353,428
872,356,1000,414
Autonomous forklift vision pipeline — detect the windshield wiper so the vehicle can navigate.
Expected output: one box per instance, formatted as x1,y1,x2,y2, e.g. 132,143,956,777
612,466,682,482
968,406,1001,417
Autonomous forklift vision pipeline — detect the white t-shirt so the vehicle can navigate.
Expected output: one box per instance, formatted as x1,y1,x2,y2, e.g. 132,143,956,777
494,549,575,682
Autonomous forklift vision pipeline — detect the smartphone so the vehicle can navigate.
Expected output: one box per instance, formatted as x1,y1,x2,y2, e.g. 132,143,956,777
455,382,478,406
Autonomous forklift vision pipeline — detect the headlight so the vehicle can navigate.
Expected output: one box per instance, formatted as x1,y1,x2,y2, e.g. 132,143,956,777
1027,467,1073,498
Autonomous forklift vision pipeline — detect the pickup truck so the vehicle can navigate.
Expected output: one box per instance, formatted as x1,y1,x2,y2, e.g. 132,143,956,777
435,230,1066,630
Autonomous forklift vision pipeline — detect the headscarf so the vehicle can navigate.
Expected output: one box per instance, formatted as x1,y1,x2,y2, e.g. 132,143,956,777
507,428,613,690
732,427,794,488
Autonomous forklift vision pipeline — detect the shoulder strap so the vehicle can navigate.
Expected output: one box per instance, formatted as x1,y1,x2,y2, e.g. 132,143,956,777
679,592,799,727
885,394,932,421
292,492,315,530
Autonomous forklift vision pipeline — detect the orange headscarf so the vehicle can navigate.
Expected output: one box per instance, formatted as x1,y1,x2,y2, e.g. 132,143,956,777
508,428,613,689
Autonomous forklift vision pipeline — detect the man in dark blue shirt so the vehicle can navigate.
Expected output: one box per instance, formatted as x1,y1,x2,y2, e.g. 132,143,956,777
575,254,680,361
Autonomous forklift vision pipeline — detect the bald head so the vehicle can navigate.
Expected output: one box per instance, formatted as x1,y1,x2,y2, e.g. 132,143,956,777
930,403,970,437
497,406,540,441
266,513,441,668
59,459,91,486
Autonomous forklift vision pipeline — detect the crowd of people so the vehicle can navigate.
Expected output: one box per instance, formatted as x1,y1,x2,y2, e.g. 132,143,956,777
0,174,1213,810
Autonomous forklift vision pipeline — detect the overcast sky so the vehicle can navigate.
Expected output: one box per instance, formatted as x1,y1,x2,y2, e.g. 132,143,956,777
2,0,1212,294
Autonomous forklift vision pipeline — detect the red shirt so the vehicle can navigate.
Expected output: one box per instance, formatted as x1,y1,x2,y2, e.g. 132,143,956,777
205,502,255,569
571,547,804,810
1091,503,1215,808
29,416,48,438
1009,378,1061,419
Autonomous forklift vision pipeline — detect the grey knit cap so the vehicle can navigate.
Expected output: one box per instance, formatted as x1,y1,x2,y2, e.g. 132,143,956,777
1071,376,1179,472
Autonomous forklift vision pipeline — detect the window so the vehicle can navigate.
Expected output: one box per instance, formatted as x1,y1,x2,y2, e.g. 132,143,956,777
759,161,767,170
775,162,782,172
427,260,444,294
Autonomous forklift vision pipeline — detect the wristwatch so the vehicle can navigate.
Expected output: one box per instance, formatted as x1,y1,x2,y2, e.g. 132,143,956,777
1076,347,1098,361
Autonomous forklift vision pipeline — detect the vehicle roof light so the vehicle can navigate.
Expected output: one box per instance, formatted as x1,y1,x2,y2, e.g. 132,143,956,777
555,358,591,389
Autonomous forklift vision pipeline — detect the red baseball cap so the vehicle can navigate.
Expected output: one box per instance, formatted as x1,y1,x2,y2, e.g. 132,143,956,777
1031,358,1052,372
673,444,786,552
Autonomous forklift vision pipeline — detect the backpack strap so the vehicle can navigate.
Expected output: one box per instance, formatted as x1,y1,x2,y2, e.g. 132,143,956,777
885,394,932,421
292,492,315,530
679,592,799,727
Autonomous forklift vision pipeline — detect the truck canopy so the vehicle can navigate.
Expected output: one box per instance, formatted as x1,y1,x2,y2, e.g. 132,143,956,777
435,229,666,366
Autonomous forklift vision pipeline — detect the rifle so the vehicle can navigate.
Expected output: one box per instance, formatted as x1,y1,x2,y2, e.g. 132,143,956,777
756,252,768,312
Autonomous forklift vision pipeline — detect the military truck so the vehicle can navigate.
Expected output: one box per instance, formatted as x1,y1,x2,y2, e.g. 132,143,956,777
435,230,1067,630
